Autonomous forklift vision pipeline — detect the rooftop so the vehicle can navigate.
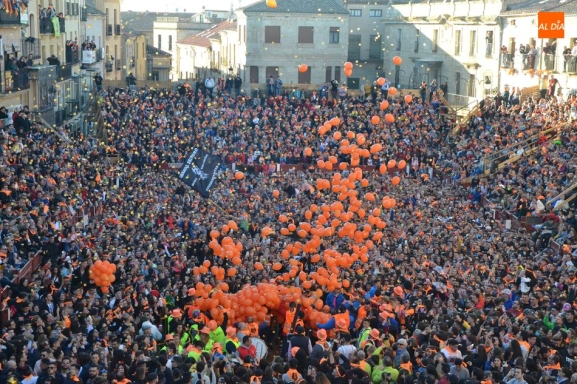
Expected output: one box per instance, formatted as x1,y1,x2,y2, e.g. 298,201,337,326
121,11,196,33
146,44,171,56
177,20,236,47
85,0,105,15
502,0,577,14
241,0,349,14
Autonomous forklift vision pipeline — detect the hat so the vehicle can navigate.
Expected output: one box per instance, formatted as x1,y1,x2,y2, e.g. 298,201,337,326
199,327,211,335
165,334,174,341
369,328,380,339
397,338,408,346
447,339,459,346
393,286,403,296
501,289,512,296
336,319,347,330
192,310,202,319
563,303,572,312
187,288,196,297
226,327,237,337
291,347,300,357
208,320,218,331
316,329,327,340
171,309,183,319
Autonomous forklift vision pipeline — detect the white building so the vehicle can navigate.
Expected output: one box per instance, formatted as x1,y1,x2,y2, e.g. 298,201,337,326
235,0,350,87
499,0,577,96
176,21,238,81
83,0,106,76
376,0,502,100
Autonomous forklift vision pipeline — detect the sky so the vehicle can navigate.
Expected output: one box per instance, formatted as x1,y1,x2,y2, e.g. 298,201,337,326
120,0,259,13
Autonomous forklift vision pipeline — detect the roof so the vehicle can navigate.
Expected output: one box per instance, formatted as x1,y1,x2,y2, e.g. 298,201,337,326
146,44,171,56
84,0,105,15
502,0,577,14
241,0,349,14
177,20,236,47
121,11,196,33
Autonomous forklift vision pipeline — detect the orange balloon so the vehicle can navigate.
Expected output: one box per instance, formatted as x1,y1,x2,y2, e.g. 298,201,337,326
227,268,237,277
330,117,340,126
261,227,273,237
344,61,353,70
333,131,342,140
392,56,402,65
210,230,220,239
371,116,380,125
379,164,388,174
377,77,385,86
272,262,282,271
339,162,348,170
234,171,244,180
298,64,308,73
380,100,389,110
398,160,407,169
273,189,280,197
304,147,313,156
344,68,353,77
385,113,395,123
392,176,401,186
232,257,242,265
265,0,277,8
387,159,397,169
255,262,264,271
388,87,397,96
405,94,413,103
228,220,238,231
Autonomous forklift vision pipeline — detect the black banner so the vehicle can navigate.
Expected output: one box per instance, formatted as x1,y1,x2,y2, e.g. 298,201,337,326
178,148,221,198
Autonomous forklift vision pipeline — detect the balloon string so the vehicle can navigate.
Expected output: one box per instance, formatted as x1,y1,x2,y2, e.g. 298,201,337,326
206,198,239,221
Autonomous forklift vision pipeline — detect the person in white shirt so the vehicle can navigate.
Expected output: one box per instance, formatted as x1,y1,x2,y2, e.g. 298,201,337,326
336,333,357,359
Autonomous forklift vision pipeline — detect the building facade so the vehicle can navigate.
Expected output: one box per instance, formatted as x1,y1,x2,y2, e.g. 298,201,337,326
103,0,122,80
235,0,350,87
176,20,237,81
499,0,577,96
83,0,106,76
375,0,502,99
122,33,147,81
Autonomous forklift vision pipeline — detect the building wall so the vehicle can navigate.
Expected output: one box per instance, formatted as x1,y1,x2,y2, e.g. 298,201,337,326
380,1,502,98
153,20,214,80
122,34,147,81
346,1,388,62
237,10,349,86
104,0,122,80
499,13,577,95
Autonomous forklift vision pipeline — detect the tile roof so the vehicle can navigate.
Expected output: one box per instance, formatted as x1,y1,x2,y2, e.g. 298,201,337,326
84,0,105,15
241,0,349,14
177,20,237,46
121,11,196,33
146,44,171,56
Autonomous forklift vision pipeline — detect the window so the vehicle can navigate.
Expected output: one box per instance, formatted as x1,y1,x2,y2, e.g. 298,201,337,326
335,66,341,83
369,9,382,17
432,29,438,52
350,9,361,17
455,72,461,95
469,30,476,56
249,66,259,83
298,26,314,44
454,30,461,55
157,34,161,50
265,26,281,43
168,35,172,51
265,66,279,79
326,66,332,83
329,27,340,44
415,30,420,53
298,66,311,84
485,31,493,57
396,29,402,51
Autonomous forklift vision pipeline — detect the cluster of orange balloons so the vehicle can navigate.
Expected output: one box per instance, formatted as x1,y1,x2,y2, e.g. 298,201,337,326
90,260,116,293
317,117,341,135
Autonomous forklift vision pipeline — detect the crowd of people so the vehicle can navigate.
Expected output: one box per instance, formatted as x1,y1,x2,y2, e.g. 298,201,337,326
0,73,576,384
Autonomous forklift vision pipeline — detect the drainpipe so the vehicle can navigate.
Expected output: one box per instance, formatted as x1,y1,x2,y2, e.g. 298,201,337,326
497,15,503,92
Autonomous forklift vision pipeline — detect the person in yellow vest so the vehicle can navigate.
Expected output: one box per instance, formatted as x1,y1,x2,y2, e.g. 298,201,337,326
225,327,240,355
207,317,227,346
199,326,214,354
186,339,203,361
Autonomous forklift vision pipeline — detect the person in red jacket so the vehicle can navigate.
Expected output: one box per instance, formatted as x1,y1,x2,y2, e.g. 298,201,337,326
236,336,256,361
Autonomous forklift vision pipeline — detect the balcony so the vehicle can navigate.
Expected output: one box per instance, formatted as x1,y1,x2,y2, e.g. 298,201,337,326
106,61,113,72
107,24,112,36
115,24,121,35
65,49,80,64
0,9,28,25
3,70,30,93
56,64,73,81
501,53,514,69
82,49,102,64
40,17,65,34
21,39,41,61
116,59,122,71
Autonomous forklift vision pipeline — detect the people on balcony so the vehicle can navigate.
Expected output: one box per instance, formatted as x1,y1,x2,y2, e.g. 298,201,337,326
570,41,577,72
563,46,571,71
47,54,60,67
528,45,537,69
500,45,511,68
82,40,96,51
58,12,65,32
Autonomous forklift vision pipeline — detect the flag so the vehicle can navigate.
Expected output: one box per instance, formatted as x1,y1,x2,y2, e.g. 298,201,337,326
178,148,221,198
52,16,60,37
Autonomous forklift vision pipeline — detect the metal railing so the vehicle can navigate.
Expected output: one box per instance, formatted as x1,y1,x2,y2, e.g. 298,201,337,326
66,49,80,64
57,64,73,81
106,61,113,72
39,17,65,34
3,70,30,93
0,9,27,24
21,40,41,60
82,49,102,64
